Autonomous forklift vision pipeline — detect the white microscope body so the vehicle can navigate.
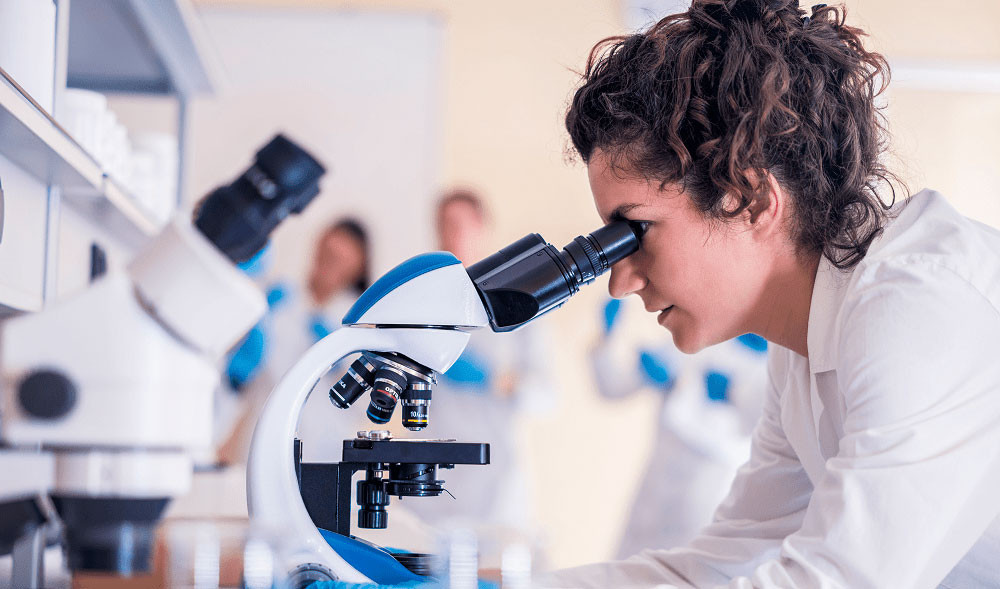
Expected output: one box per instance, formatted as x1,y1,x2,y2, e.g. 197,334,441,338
247,223,642,586
248,254,489,584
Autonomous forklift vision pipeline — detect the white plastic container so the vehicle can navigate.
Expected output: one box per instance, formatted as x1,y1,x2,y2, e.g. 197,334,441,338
59,88,108,158
130,132,178,224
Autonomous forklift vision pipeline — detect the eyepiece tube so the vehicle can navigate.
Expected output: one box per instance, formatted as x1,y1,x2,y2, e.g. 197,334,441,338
193,134,326,264
467,221,640,332
587,221,644,269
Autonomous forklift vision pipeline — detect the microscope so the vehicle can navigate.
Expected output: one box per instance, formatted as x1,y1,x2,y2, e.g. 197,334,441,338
0,135,325,587
246,221,641,587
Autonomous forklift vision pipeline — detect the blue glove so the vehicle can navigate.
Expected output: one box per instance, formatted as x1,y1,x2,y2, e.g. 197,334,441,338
237,243,272,276
226,248,279,391
601,298,623,334
705,370,731,402
442,350,492,391
266,282,289,308
309,313,334,343
226,324,266,391
638,349,676,389
735,333,768,353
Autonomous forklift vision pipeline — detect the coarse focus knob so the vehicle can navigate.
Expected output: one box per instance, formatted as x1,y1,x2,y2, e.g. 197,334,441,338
358,508,387,529
18,370,77,419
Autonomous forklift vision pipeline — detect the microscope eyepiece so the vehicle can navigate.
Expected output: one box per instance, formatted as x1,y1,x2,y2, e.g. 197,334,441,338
467,220,640,332
193,134,326,264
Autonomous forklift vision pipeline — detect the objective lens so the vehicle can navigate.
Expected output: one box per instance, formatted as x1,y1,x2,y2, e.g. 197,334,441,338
400,382,432,430
366,367,407,424
330,355,377,409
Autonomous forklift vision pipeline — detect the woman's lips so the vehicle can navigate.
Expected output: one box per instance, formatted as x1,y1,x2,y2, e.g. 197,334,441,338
657,305,675,324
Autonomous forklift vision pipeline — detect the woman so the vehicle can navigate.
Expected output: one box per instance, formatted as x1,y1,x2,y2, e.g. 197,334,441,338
543,1,1000,587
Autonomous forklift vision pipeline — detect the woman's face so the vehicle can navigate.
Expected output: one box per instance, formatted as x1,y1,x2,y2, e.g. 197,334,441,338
437,200,485,263
309,228,365,299
588,150,768,353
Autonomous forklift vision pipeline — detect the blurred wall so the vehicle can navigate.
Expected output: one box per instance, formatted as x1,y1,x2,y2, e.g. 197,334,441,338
113,0,1000,571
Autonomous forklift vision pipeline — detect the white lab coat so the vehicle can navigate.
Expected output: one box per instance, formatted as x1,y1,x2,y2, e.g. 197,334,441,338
220,284,368,464
540,189,1000,588
266,285,371,462
591,324,768,557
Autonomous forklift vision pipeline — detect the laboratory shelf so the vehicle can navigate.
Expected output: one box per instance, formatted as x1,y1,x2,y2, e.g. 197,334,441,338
0,69,102,190
67,0,218,96
0,68,160,244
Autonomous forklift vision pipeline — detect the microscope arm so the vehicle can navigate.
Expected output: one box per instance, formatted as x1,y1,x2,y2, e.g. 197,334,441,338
247,325,472,583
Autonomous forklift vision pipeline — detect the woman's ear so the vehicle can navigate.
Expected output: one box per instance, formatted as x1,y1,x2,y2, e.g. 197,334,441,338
747,172,786,239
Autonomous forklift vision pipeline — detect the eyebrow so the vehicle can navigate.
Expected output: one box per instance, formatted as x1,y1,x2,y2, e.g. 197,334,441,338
609,203,643,221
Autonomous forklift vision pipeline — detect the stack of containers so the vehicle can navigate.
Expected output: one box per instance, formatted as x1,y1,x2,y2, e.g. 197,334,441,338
58,88,178,225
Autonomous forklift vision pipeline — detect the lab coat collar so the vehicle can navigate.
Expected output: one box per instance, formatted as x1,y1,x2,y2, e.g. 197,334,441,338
806,255,851,374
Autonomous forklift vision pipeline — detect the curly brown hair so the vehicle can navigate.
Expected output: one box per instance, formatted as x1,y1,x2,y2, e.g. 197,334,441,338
566,0,903,269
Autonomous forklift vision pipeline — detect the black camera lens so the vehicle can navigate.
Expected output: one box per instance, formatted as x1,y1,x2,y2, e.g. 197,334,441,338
366,367,407,424
330,355,376,409
400,383,432,431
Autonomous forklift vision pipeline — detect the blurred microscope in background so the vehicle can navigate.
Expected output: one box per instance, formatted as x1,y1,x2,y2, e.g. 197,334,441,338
0,134,325,588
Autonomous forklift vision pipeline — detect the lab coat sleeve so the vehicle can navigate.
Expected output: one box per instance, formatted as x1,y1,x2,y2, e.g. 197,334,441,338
538,348,814,588
590,334,645,400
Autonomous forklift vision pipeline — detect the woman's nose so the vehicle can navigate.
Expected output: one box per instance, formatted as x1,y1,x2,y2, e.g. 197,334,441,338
608,256,645,299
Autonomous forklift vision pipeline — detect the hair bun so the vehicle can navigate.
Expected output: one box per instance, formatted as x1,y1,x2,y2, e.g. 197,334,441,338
698,0,799,26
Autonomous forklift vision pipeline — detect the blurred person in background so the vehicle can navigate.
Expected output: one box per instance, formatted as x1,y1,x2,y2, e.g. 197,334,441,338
217,217,372,464
402,188,555,541
592,296,768,557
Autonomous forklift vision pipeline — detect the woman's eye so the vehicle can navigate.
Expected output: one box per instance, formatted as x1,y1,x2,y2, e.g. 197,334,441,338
629,220,651,239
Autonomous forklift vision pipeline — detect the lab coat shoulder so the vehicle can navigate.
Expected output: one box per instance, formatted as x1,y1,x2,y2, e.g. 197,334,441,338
859,188,1000,298
830,192,1000,433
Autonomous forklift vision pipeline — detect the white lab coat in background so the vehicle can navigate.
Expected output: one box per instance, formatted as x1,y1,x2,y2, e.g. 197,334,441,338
591,322,768,558
266,285,370,463
399,323,555,532
540,189,1000,588
220,284,368,465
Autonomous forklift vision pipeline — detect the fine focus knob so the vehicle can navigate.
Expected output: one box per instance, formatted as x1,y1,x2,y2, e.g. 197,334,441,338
18,370,77,419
